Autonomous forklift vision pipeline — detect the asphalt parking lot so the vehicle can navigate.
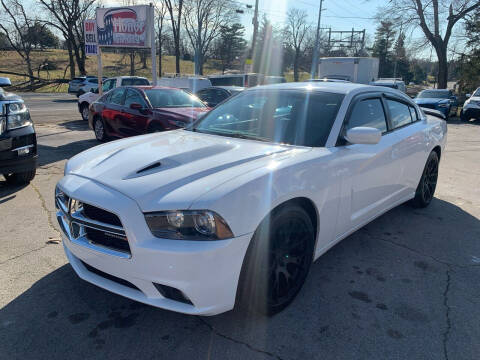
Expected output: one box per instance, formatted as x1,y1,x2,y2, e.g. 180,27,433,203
1,93,479,360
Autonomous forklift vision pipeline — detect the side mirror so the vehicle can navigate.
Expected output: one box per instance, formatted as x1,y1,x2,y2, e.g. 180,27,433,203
466,94,471,99
130,103,143,110
345,127,381,145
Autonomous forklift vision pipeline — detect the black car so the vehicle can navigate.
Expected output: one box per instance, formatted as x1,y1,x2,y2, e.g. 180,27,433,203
195,86,245,107
0,78,37,185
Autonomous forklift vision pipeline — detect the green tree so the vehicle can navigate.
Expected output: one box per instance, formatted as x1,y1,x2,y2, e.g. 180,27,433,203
458,7,480,92
253,15,283,76
393,32,412,82
25,22,59,49
215,23,247,73
371,20,396,77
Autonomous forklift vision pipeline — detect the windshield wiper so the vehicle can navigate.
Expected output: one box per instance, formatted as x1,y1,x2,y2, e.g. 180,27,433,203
190,129,270,142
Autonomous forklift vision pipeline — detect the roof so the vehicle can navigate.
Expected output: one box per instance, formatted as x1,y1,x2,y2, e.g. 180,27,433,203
245,81,378,95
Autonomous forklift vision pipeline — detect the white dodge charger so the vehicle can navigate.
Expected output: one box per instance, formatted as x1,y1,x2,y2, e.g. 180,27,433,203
55,82,447,316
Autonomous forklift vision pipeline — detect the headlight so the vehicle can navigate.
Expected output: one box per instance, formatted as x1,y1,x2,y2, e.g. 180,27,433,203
145,210,234,240
6,102,32,130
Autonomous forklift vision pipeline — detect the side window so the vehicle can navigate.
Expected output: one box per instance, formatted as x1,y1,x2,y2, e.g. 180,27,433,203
110,88,126,105
102,80,112,92
347,98,387,133
387,99,413,129
409,106,418,122
214,89,229,103
124,89,146,108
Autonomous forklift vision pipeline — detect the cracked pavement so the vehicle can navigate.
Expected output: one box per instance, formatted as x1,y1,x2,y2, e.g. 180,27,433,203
0,95,479,360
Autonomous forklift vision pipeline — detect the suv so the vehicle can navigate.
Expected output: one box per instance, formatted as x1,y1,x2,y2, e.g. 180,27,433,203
78,76,150,121
0,78,37,185
461,88,480,121
371,78,406,93
208,73,264,87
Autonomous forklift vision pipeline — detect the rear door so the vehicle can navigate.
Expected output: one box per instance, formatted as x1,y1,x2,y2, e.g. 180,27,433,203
384,96,427,197
119,88,150,136
334,93,403,237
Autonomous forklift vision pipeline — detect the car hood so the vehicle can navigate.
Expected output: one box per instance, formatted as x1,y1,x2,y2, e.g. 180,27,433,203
153,107,209,121
65,130,308,211
414,98,449,105
0,91,21,102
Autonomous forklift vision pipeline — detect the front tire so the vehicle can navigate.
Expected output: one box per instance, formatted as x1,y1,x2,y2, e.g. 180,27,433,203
411,151,439,208
238,205,315,315
4,169,36,185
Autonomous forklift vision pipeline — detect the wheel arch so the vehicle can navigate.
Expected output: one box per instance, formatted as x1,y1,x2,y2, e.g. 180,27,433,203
432,145,441,160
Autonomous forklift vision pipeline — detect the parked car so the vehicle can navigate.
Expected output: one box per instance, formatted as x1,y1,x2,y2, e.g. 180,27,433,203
262,76,287,85
195,86,245,107
156,76,211,93
306,78,351,83
56,81,446,316
371,78,406,93
208,73,264,87
414,89,458,119
461,87,480,121
88,86,209,141
0,78,37,185
68,76,97,95
78,76,150,120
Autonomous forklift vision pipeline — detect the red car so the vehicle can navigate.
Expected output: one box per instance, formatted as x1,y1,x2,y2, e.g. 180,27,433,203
88,86,210,141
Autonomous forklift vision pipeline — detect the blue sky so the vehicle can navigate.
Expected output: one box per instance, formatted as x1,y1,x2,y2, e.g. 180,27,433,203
235,0,381,40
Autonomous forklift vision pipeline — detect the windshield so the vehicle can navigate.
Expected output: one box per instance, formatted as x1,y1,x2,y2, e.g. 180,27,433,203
473,88,480,97
145,89,206,108
190,89,344,147
417,90,450,99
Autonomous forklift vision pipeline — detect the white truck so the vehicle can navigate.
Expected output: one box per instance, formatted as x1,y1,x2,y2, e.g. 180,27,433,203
317,57,379,84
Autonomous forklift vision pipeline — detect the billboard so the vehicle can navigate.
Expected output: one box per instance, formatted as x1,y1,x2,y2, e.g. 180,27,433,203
96,6,152,48
84,20,98,55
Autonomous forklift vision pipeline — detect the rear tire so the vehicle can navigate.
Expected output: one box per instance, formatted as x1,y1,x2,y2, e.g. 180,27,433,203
93,117,108,142
4,169,36,185
237,205,315,316
80,103,89,121
410,151,439,208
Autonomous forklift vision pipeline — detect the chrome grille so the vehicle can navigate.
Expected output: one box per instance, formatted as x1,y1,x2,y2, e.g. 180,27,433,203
55,188,130,257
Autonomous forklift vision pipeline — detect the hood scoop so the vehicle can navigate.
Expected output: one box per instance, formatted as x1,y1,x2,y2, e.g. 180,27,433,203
137,161,161,174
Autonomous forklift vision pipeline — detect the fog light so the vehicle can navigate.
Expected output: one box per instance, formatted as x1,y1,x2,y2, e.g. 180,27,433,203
17,147,31,156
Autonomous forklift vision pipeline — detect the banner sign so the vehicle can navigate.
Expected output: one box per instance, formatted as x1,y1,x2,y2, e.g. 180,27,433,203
84,19,98,55
96,6,151,48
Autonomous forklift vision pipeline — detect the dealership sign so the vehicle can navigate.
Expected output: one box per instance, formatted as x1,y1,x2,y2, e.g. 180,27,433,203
84,20,98,55
96,6,151,48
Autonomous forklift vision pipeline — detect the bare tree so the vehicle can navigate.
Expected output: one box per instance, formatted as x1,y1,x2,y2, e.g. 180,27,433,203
381,0,480,88
154,1,168,76
164,0,184,74
39,0,96,78
284,8,310,82
0,0,36,87
183,0,234,75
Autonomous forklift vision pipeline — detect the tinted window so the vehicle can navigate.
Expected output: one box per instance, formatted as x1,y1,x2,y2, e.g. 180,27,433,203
409,106,418,122
102,79,115,92
145,89,205,108
124,89,146,108
196,89,212,103
109,88,126,105
387,99,412,128
88,78,98,84
121,78,150,86
213,89,229,102
473,88,480,97
209,77,244,87
192,90,344,147
417,90,450,99
347,98,387,132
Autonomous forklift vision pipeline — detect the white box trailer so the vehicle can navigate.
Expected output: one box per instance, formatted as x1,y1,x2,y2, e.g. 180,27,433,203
318,57,379,84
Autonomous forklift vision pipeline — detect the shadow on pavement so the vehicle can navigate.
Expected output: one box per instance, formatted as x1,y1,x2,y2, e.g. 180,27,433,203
56,120,91,132
37,139,98,167
1,198,480,359
52,99,78,104
0,180,28,203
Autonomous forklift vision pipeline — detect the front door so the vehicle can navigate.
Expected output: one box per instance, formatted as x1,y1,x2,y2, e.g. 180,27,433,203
334,95,403,238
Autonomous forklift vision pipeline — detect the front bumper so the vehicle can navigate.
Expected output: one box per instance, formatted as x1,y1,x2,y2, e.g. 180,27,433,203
462,104,480,119
0,125,37,174
56,174,252,315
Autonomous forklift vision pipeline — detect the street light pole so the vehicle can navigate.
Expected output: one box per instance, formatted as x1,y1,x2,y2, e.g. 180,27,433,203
249,0,259,60
310,0,324,79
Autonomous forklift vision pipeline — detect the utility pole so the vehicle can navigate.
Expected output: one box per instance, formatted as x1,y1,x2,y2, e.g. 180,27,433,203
249,0,259,60
310,0,324,79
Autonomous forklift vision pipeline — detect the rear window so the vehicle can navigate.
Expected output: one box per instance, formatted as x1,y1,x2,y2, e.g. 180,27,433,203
145,89,206,108
121,78,150,86
418,90,450,99
209,77,244,87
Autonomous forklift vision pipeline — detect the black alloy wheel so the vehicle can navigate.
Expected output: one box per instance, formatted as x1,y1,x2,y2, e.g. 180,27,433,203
411,151,439,208
238,205,315,315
